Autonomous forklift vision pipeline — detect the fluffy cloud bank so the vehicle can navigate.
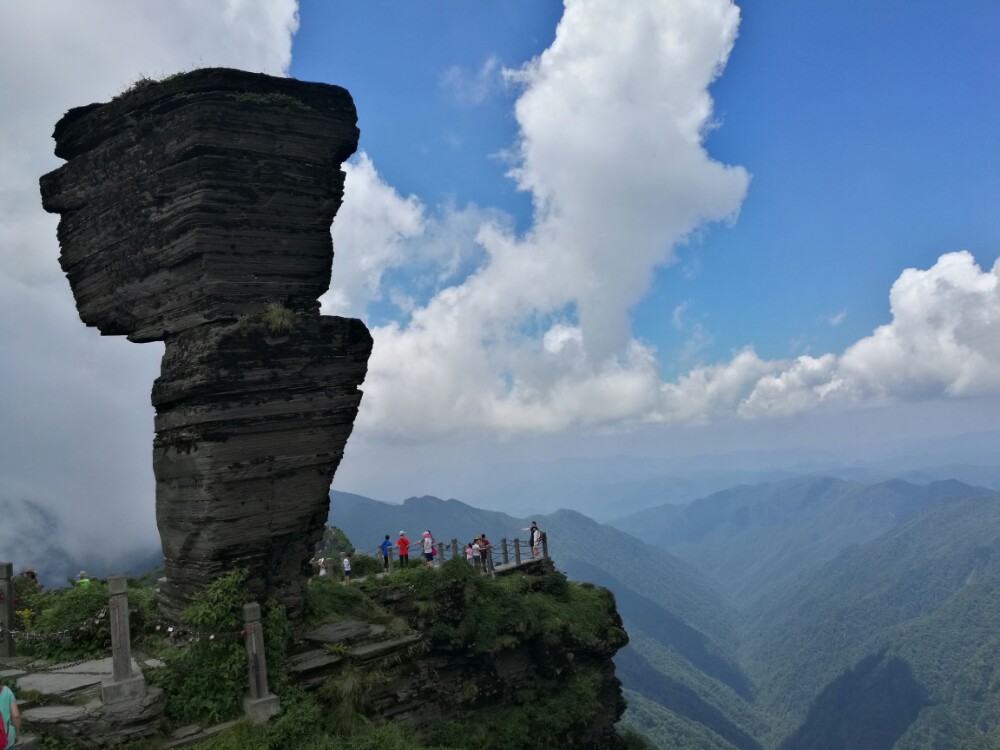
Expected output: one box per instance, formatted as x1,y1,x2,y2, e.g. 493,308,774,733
331,0,751,435
736,251,1000,416
327,1,1000,437
338,147,1000,433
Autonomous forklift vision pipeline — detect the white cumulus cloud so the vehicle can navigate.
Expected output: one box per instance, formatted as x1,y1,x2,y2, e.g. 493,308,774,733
337,0,750,435
737,251,1000,415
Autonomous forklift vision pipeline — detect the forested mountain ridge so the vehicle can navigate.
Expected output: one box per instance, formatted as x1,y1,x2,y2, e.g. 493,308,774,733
612,476,989,607
742,495,1000,748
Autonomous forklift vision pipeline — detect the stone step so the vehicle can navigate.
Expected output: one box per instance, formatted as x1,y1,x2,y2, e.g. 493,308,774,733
287,648,344,676
21,686,166,746
349,633,423,663
15,656,143,703
287,647,345,690
300,619,385,646
163,719,242,748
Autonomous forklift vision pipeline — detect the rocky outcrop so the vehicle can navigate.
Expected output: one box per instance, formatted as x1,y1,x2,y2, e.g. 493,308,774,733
14,656,166,747
293,562,631,750
39,68,372,618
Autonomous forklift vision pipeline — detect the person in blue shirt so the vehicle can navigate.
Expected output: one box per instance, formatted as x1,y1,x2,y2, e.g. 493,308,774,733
380,535,391,572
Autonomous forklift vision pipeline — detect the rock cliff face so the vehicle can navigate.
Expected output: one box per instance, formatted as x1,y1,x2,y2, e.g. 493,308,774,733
294,562,631,750
39,68,372,618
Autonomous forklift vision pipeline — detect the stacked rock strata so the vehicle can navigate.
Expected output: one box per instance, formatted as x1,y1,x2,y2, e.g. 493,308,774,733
40,68,372,618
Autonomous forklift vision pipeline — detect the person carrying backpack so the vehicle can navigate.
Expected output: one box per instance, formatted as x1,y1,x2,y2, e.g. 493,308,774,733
0,682,21,748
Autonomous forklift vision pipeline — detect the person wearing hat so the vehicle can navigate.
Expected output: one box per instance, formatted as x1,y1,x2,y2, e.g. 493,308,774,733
395,531,411,568
20,568,40,590
421,530,435,565
75,571,91,587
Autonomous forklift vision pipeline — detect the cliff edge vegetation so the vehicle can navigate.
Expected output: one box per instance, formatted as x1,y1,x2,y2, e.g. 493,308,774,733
10,554,639,749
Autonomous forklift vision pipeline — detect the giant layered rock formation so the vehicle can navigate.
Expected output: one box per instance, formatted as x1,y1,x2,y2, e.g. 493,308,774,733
40,68,372,618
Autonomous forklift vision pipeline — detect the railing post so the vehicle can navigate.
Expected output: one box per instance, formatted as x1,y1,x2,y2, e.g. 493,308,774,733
436,542,445,564
541,533,549,560
0,563,13,657
501,539,509,566
387,547,394,572
451,539,459,560
514,539,522,566
102,575,147,705
242,602,280,723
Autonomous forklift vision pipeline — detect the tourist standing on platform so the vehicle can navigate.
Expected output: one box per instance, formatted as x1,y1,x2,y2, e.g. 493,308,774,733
380,534,392,571
342,556,351,582
396,531,411,568
522,521,541,558
422,531,435,566
478,534,494,575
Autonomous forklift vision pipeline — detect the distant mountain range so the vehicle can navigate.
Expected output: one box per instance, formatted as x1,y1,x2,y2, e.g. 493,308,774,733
611,477,993,608
334,430,1000,522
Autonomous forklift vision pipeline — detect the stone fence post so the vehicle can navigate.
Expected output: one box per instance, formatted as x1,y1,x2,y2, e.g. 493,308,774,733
387,547,394,572
0,563,13,656
513,539,522,566
451,539,459,560
101,575,146,705
436,542,445,563
242,603,280,723
541,534,549,560
500,539,509,566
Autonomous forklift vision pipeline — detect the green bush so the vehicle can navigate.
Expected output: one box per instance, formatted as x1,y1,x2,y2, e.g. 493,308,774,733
350,554,383,578
429,667,604,749
146,570,253,725
20,581,111,660
189,687,458,750
304,577,367,624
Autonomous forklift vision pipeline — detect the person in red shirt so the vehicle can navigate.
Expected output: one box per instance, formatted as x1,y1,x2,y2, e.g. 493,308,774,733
396,531,411,568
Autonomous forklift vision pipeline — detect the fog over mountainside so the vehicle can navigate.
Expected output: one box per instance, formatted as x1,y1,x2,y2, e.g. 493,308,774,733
333,429,1000,522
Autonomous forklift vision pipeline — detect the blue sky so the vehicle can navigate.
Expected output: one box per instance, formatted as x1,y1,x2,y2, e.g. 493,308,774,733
286,0,1000,376
2,1,1000,562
